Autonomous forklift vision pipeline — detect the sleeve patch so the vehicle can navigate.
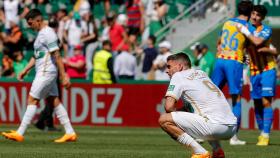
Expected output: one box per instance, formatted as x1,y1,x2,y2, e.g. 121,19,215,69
168,85,175,91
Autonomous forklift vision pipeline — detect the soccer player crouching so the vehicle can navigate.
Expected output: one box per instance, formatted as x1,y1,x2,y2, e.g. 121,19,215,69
159,53,237,158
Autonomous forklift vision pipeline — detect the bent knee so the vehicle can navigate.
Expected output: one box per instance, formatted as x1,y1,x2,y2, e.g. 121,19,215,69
158,113,173,127
28,95,40,105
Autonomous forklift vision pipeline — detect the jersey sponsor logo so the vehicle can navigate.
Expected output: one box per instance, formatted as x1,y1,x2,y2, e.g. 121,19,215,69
168,85,175,91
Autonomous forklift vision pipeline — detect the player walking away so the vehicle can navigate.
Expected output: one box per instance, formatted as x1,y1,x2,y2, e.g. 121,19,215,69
2,9,77,143
237,5,279,146
159,53,237,158
211,0,253,145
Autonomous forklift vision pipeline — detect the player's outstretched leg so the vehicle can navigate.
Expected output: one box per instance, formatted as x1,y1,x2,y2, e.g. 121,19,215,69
159,113,210,158
2,96,40,142
49,96,77,143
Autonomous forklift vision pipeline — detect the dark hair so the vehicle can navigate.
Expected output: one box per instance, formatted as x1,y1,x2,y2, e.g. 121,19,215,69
195,44,208,52
58,9,68,16
25,9,42,21
148,35,156,45
106,11,116,22
126,0,134,8
237,0,253,17
103,40,112,47
155,0,164,6
253,5,268,17
167,52,191,68
48,16,58,28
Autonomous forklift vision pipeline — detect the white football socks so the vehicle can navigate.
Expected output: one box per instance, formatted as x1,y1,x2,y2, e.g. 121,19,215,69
177,133,207,154
17,105,37,136
54,104,75,134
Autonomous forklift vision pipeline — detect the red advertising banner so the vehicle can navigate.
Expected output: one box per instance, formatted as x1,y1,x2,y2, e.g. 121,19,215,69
0,82,279,129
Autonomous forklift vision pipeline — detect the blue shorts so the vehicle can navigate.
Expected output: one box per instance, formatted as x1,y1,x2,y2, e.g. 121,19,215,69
211,59,243,95
250,69,276,99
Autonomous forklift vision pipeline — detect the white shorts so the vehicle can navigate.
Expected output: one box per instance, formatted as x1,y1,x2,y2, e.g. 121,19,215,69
29,74,59,99
171,112,236,141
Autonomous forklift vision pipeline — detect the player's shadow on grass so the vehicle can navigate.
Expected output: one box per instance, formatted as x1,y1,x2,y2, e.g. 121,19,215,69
244,142,280,146
267,143,280,146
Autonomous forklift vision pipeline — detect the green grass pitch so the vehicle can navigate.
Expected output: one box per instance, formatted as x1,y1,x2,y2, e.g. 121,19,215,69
0,125,280,158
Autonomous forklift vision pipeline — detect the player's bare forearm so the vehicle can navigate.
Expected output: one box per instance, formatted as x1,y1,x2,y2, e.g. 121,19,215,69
53,50,71,88
52,50,67,79
258,47,279,55
17,57,35,81
23,57,35,73
248,35,265,46
237,24,265,46
165,96,177,113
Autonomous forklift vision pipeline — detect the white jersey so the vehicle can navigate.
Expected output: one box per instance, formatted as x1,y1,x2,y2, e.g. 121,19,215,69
166,69,237,125
4,0,19,28
64,19,87,46
33,26,59,76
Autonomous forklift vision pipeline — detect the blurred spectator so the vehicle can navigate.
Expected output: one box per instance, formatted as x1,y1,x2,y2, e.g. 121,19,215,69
126,0,145,35
104,0,111,16
81,12,99,78
63,11,87,57
147,0,167,36
208,0,228,13
100,17,110,41
152,40,171,80
116,14,127,27
64,45,86,79
114,49,137,80
127,28,139,52
19,0,33,19
3,0,20,30
141,0,153,42
191,43,215,76
13,50,28,78
1,54,14,77
141,35,158,80
73,0,90,16
107,11,128,53
56,9,68,48
34,0,52,19
1,18,23,55
93,40,116,84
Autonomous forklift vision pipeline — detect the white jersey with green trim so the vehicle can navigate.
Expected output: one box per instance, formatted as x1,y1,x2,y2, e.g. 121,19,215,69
33,26,59,75
165,69,237,125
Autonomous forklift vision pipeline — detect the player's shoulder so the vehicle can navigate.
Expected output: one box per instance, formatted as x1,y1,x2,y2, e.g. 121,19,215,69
41,26,56,35
247,22,256,32
226,17,248,26
171,71,182,79
261,24,272,33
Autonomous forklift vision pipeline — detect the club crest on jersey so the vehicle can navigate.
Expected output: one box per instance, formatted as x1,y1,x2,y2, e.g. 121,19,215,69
34,51,45,59
168,85,175,91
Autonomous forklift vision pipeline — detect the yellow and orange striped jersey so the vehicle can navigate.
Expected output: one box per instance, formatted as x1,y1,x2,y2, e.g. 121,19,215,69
247,24,276,76
217,18,248,63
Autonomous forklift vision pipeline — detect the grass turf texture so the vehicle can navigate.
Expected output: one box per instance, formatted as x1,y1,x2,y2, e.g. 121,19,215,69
0,125,280,158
